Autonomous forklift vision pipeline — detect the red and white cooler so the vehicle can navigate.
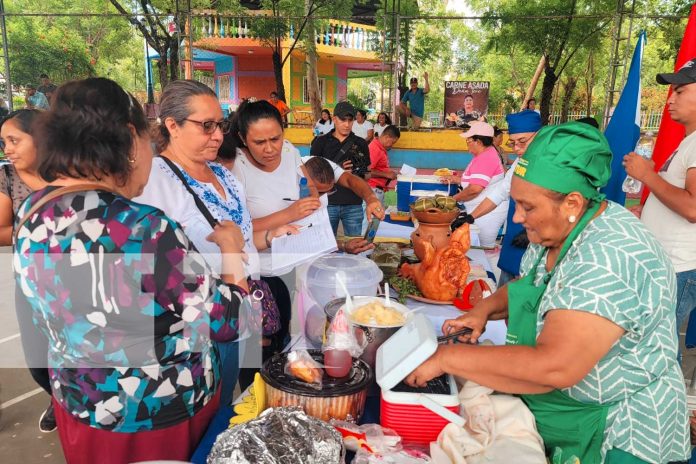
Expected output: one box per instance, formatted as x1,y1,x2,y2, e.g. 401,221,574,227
376,314,465,446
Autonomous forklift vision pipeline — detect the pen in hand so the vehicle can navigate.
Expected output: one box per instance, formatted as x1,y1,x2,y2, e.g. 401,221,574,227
287,223,312,235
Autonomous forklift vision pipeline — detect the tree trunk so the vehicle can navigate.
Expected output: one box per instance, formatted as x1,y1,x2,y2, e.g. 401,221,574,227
304,13,322,121
156,56,169,91
522,55,546,110
272,51,286,102
560,77,578,123
539,65,558,126
169,40,180,83
584,53,595,116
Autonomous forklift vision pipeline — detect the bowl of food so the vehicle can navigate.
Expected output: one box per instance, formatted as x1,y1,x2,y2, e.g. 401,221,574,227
325,296,410,373
410,196,459,224
389,211,411,222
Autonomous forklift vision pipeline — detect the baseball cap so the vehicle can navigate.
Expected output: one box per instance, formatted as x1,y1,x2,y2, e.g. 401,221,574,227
656,58,696,85
460,121,494,138
410,77,418,83
333,101,355,119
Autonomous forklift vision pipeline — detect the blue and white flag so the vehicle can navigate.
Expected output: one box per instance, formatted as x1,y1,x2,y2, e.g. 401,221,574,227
602,31,646,204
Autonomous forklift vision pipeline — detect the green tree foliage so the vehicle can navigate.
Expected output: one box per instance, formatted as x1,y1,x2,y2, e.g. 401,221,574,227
473,0,616,124
108,0,242,90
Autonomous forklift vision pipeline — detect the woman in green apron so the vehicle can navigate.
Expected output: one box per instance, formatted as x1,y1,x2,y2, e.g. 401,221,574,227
406,122,690,464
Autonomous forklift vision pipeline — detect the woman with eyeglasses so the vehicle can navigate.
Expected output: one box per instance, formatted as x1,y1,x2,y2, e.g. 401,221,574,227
134,80,296,406
15,78,248,463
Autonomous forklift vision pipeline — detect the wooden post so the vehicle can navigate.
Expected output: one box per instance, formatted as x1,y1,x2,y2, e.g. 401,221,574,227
522,55,546,110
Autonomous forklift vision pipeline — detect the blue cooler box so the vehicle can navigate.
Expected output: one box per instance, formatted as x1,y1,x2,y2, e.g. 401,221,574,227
396,175,459,212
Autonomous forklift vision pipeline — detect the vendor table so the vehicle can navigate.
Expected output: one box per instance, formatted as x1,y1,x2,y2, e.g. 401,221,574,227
191,223,507,463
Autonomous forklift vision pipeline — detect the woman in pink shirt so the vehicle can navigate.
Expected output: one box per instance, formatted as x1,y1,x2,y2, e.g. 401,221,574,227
448,122,508,246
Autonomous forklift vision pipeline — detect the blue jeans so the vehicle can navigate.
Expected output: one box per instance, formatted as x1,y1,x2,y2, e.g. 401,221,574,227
328,204,364,237
215,339,244,407
676,269,696,333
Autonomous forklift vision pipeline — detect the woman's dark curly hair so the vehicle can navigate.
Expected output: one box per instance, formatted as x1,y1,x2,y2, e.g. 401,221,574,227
35,78,148,185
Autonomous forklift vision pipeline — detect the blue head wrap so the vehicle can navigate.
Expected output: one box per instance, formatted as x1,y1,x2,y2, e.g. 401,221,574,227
506,110,542,134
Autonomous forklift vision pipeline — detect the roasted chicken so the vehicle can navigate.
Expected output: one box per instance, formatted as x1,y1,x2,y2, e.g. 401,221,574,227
400,224,471,301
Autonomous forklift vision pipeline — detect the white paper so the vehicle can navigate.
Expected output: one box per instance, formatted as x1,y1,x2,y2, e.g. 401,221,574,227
268,207,337,275
400,163,417,177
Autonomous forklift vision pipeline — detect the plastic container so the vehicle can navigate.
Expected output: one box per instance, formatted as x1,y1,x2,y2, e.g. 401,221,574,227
305,255,383,310
622,132,655,194
299,177,311,198
261,350,372,422
376,314,463,446
396,175,459,213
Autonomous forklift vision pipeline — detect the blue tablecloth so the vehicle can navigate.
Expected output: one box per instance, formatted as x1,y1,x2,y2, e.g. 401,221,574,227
191,395,382,463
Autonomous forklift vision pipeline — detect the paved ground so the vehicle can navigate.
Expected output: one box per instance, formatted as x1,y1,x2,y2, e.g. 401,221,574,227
0,247,63,463
2,244,695,463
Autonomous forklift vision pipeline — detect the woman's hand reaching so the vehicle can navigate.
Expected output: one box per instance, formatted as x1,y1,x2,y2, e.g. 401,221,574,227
442,307,489,344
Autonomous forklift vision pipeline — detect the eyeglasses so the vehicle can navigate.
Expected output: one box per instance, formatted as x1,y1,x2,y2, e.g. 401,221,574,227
184,118,231,135
506,137,531,148
318,188,336,196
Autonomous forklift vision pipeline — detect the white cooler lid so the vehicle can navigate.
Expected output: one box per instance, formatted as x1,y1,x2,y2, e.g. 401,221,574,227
376,314,438,391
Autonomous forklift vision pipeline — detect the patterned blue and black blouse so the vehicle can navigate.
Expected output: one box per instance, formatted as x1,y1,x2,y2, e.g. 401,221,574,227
13,187,247,432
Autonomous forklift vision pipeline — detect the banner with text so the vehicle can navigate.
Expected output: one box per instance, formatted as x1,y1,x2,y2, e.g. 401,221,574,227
444,81,490,128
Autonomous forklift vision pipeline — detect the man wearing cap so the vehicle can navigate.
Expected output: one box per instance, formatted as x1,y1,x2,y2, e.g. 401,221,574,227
407,122,689,464
447,121,507,247
397,73,430,129
24,84,49,110
310,101,384,236
624,59,696,332
465,110,542,285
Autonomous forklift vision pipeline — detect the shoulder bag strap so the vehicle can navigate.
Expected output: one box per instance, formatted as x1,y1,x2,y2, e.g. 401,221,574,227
336,134,357,165
159,156,219,229
14,183,115,244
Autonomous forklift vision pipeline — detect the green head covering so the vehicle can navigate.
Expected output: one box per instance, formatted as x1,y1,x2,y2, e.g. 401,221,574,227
513,121,612,202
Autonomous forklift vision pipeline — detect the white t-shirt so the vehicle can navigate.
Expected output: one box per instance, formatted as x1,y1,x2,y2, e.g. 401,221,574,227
486,157,519,206
134,157,259,278
352,120,374,140
373,123,389,137
314,120,334,135
232,140,344,276
641,131,696,272
232,140,344,220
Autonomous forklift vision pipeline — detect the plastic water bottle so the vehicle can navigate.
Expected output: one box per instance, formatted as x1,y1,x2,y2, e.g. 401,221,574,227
299,177,310,198
622,132,655,194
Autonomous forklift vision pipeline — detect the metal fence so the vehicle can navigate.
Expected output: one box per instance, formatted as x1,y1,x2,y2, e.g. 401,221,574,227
423,111,664,131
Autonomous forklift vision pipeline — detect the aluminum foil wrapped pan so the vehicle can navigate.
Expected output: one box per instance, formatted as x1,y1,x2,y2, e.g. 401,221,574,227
207,406,344,464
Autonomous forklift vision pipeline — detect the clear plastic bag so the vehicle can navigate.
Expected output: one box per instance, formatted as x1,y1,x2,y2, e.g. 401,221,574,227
353,448,431,464
331,420,402,454
323,308,364,378
284,350,323,389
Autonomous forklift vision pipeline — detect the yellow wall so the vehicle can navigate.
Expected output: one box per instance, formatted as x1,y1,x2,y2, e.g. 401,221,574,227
285,128,514,153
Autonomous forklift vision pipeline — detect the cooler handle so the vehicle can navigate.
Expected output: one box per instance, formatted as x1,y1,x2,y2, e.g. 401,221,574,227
417,393,466,427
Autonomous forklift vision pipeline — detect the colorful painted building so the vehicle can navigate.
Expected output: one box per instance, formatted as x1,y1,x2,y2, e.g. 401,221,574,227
181,13,386,123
